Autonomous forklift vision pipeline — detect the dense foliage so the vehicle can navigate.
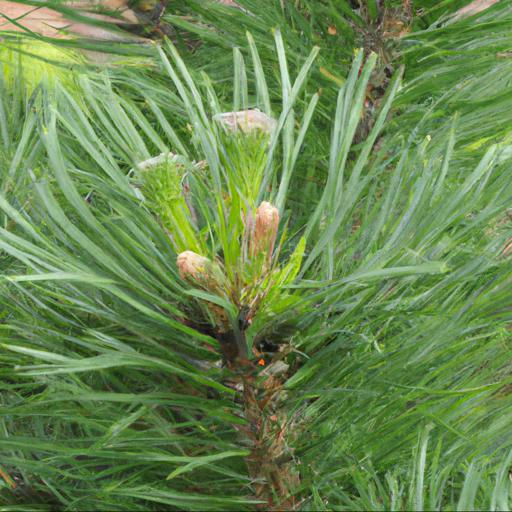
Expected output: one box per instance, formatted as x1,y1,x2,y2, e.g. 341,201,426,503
0,1,511,510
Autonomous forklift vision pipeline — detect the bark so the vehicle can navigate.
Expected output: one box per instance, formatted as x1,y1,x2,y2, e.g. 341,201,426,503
453,0,500,20
0,0,142,40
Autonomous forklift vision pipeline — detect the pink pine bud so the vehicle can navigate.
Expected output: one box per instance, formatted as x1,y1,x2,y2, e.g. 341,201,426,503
251,201,279,261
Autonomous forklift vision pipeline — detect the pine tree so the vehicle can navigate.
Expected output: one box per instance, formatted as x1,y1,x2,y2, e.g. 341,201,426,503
0,1,511,510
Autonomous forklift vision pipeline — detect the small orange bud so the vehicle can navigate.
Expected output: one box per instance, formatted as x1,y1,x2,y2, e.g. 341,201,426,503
258,358,266,366
177,251,230,331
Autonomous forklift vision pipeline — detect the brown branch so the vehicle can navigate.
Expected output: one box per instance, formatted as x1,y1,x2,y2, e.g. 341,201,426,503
453,0,500,20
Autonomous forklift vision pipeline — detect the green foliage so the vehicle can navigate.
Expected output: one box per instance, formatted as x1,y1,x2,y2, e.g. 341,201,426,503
0,1,511,510
0,36,82,96
395,1,512,162
137,153,204,253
